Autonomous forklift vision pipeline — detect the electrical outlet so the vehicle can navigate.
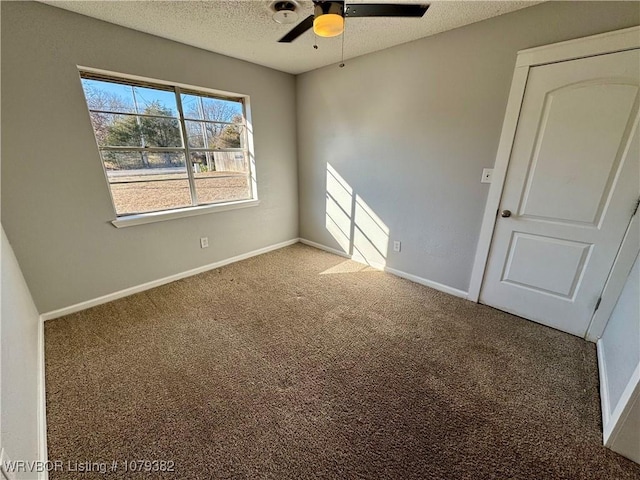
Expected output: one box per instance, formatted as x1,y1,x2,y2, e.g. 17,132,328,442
481,168,493,183
200,237,209,249
393,241,401,252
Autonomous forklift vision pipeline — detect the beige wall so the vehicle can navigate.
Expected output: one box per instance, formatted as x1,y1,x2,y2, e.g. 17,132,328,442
1,227,41,477
296,1,640,292
1,1,299,313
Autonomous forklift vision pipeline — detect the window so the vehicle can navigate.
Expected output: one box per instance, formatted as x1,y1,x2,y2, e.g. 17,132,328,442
79,71,256,221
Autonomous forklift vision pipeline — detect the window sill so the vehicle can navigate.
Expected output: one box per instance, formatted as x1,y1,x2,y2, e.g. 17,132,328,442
111,199,260,228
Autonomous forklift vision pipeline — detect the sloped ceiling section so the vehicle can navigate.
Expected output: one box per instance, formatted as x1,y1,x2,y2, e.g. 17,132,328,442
41,1,541,74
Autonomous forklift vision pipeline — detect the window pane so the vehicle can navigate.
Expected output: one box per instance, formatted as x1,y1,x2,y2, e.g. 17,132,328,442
101,151,191,215
132,86,179,117
184,120,206,148
92,113,141,147
190,151,251,204
190,151,247,173
89,112,131,147
81,79,136,114
138,116,182,148
194,174,251,205
181,94,243,123
102,151,186,171
94,114,182,148
80,78,181,117
214,124,243,149
185,121,244,149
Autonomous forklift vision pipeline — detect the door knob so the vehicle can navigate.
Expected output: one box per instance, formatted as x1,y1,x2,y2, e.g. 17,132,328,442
501,210,512,218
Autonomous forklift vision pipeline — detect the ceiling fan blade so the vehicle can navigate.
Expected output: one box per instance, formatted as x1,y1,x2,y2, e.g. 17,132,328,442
345,3,429,17
278,15,315,42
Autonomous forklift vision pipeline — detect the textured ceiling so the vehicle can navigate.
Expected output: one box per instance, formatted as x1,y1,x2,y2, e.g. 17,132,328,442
41,1,542,74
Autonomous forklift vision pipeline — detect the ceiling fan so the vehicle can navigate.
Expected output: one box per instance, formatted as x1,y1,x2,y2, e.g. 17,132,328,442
277,1,430,43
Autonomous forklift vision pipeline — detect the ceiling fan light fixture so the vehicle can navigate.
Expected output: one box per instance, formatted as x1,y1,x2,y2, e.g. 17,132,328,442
278,2,429,43
313,13,344,37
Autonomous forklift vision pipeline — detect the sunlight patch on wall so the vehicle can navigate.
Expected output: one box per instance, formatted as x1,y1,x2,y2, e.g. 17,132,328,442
353,194,388,267
325,163,389,269
326,164,352,253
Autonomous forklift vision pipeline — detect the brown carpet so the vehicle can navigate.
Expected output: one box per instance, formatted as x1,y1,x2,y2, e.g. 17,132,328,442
45,243,640,479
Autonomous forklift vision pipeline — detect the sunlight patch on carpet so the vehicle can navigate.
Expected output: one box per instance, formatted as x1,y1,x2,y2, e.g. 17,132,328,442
319,260,380,275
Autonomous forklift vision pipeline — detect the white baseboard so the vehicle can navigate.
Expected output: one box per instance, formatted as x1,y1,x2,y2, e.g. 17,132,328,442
37,318,49,480
40,238,300,321
597,339,612,433
299,238,469,300
606,363,640,447
299,238,350,259
597,338,640,451
384,266,468,299
607,376,640,463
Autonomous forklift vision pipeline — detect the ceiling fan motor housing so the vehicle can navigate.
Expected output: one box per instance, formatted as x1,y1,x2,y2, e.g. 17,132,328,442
272,1,298,13
271,1,300,24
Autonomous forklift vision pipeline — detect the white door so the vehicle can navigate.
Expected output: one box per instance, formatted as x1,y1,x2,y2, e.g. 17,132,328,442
480,49,640,337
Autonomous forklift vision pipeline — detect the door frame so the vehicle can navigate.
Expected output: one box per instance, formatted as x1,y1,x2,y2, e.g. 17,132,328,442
467,26,640,336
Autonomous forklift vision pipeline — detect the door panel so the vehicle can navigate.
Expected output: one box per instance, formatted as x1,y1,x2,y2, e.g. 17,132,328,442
480,49,640,337
502,232,592,299
519,83,637,225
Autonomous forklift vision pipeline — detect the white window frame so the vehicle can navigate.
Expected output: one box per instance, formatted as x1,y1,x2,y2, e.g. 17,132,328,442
78,66,259,228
